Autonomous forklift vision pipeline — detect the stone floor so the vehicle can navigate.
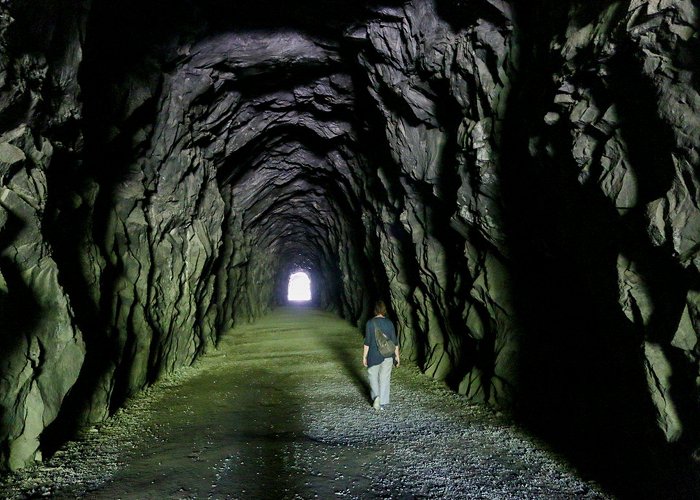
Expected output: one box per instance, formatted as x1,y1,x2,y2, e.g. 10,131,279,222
0,307,609,499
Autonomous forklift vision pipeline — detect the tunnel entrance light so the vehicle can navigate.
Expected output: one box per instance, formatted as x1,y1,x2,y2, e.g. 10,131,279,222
287,272,311,302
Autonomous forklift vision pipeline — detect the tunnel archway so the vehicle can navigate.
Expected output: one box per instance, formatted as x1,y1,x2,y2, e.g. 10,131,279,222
287,271,312,302
0,0,699,496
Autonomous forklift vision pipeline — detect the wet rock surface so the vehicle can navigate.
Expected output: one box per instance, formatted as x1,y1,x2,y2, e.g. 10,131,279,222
0,309,608,499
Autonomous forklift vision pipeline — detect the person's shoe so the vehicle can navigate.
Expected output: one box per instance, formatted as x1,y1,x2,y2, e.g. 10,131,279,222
373,397,380,410
380,405,387,411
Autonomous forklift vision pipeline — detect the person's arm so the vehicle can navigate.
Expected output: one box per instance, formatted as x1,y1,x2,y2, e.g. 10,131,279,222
363,321,371,367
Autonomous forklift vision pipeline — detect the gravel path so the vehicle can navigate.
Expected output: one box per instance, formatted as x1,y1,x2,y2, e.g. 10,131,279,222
1,307,610,499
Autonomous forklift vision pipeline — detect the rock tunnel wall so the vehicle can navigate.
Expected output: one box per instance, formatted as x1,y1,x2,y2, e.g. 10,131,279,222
352,0,700,486
0,0,698,487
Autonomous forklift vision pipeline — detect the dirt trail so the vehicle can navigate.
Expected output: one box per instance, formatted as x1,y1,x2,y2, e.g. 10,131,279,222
1,307,608,499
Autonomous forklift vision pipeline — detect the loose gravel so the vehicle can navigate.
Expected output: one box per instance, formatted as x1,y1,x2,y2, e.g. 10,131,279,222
0,308,610,499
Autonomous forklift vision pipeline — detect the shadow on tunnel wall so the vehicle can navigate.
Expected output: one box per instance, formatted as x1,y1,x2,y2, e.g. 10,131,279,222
496,3,700,498
40,58,164,455
0,213,41,346
39,146,133,457
0,213,43,461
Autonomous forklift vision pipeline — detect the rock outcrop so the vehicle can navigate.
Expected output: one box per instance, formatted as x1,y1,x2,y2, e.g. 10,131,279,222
0,0,698,494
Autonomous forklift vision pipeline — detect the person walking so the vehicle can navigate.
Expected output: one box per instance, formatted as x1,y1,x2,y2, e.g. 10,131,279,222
362,300,400,410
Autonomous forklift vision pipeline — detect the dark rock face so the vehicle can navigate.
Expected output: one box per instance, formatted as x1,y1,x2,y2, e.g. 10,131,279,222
0,0,698,493
0,0,88,470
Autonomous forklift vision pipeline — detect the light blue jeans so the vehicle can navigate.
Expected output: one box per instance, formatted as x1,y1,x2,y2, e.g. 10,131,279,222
367,357,394,406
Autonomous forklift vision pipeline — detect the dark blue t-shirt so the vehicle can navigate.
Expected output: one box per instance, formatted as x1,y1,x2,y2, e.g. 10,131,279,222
364,316,397,368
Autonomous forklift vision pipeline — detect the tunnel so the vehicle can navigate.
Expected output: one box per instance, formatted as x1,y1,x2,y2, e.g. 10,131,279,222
287,272,312,302
0,0,699,497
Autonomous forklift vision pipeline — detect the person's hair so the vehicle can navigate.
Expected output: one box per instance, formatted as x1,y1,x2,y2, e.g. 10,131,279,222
374,300,387,316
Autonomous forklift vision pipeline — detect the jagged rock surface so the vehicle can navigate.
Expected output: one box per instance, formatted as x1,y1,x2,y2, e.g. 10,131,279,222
0,2,88,470
0,0,698,495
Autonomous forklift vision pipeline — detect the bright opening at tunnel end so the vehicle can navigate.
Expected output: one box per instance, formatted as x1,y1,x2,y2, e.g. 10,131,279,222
287,272,312,302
